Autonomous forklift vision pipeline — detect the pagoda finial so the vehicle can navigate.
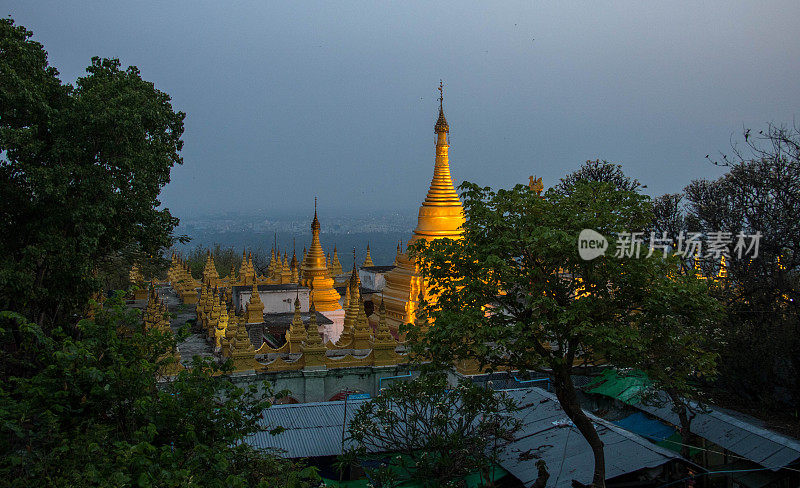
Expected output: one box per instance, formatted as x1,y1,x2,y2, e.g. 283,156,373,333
311,198,320,231
435,80,449,133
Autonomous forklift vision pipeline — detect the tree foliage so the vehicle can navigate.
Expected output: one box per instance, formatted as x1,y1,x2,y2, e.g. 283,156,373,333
346,373,527,488
0,19,318,487
0,18,185,328
655,124,800,409
406,162,720,487
0,293,319,487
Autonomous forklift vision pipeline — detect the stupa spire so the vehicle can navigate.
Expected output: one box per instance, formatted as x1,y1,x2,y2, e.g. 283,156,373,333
415,81,465,238
434,79,449,134
286,295,307,353
302,199,341,311
306,198,327,273
381,87,465,328
362,243,374,267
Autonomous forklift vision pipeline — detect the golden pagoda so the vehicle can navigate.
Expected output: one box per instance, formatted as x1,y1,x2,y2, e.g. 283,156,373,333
362,243,375,267
351,295,372,349
221,304,239,351
382,82,465,328
372,298,399,366
334,259,361,348
280,253,292,284
223,311,260,371
286,295,308,353
202,251,219,286
301,199,342,312
129,264,148,300
268,241,279,279
331,246,343,276
227,264,237,286
238,249,251,285
214,304,229,349
301,300,327,368
245,282,265,324
207,289,221,339
290,245,299,283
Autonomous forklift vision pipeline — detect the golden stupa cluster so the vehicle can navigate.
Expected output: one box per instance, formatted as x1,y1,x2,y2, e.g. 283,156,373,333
163,248,402,372
142,287,184,374
131,87,466,373
254,261,401,371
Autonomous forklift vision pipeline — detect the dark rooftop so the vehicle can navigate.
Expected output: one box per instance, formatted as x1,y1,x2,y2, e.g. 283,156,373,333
361,265,396,273
262,311,333,327
334,285,382,297
232,283,305,293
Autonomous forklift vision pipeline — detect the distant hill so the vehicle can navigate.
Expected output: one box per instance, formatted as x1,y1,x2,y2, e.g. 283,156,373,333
173,212,419,266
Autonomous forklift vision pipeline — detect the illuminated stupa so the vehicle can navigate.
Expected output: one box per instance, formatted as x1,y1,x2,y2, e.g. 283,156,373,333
382,82,465,328
301,198,342,313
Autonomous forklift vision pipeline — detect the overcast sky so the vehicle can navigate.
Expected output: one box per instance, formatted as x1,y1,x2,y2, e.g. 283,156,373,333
7,1,800,217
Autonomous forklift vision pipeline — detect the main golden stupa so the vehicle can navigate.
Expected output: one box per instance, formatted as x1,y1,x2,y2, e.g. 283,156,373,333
382,83,465,328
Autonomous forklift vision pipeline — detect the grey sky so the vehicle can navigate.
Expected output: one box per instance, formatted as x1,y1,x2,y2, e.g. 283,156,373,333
8,1,800,217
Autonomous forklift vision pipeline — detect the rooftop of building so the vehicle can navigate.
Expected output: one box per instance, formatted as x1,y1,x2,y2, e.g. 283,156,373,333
232,283,305,293
244,387,683,488
360,265,396,273
261,311,333,327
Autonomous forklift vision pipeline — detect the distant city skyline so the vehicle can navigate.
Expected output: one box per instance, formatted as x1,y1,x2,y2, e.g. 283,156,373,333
7,1,800,217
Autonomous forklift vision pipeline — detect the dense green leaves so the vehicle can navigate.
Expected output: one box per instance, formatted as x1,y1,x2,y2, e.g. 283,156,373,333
0,18,185,328
346,373,523,487
655,125,800,409
0,293,319,487
405,161,721,487
0,19,317,487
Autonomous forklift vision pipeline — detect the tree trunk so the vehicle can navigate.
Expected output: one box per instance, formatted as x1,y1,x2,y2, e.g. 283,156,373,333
552,365,605,488
666,389,692,459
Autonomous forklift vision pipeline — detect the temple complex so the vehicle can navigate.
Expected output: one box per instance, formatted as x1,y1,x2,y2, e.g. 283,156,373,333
129,88,467,387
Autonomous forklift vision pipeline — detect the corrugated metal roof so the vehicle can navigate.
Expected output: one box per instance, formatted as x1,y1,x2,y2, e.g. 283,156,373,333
245,388,679,487
498,389,679,488
636,394,800,470
245,399,368,458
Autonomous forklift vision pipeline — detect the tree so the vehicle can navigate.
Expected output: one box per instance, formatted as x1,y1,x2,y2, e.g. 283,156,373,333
0,19,319,486
0,293,319,487
406,166,720,487
345,372,534,488
0,18,186,329
654,124,800,409
554,159,643,195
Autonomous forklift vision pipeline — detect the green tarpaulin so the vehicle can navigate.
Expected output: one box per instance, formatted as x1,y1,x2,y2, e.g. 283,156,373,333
321,455,509,488
586,369,651,405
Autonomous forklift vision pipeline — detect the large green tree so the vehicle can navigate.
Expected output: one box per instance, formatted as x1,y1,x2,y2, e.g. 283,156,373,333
345,372,534,488
654,125,800,409
406,165,720,487
0,19,320,487
0,294,319,487
0,18,185,329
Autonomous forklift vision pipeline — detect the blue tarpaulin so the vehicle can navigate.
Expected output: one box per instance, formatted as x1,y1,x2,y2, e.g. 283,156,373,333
613,412,675,443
